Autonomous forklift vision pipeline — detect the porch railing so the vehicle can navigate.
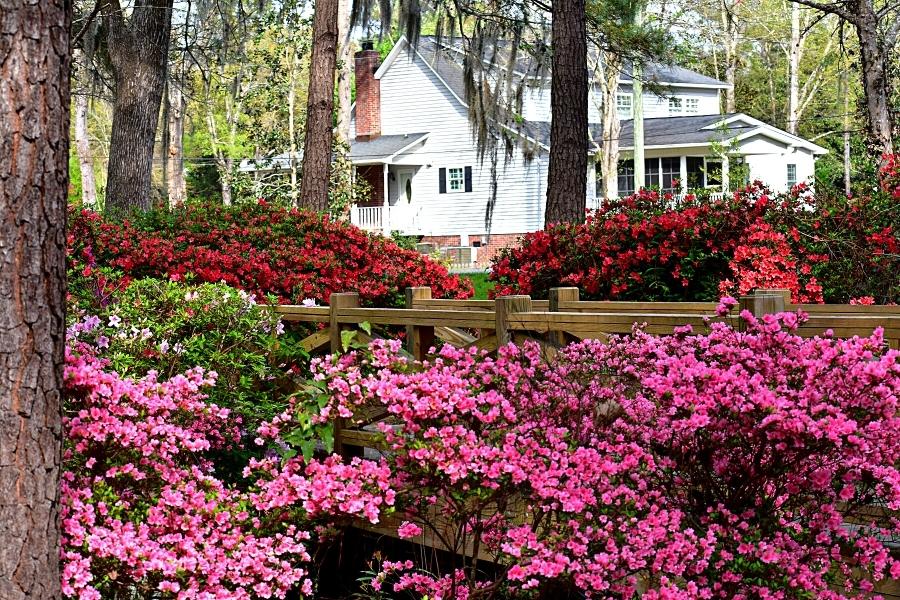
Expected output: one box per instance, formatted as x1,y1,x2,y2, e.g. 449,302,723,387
349,204,424,234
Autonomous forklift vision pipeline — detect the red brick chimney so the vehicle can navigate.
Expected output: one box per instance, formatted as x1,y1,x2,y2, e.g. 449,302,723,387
355,41,381,141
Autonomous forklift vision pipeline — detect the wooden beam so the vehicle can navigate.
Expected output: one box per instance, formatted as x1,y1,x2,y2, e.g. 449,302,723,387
406,287,435,360
496,296,533,346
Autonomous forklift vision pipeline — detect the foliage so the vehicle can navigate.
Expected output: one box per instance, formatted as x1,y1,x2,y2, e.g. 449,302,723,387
68,200,473,307
491,180,899,304
66,278,294,430
277,308,900,598
62,334,395,600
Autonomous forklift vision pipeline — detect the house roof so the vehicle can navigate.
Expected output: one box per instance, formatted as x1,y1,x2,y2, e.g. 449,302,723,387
350,132,430,164
521,114,828,154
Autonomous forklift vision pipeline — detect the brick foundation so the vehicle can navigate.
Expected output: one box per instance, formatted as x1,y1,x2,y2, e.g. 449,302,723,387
420,232,526,267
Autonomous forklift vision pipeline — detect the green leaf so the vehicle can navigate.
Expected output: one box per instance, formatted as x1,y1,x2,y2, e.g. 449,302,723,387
341,329,357,351
360,321,372,335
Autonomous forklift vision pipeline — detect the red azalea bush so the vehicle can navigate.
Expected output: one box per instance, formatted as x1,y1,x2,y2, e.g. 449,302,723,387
276,308,900,598
68,201,472,306
491,179,899,304
881,153,900,199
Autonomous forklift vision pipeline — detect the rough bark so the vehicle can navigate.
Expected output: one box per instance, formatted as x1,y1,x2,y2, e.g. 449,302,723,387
0,1,70,599
74,54,98,207
166,74,187,206
855,6,894,153
101,0,174,217
289,48,300,206
545,0,588,225
299,0,340,212
842,68,851,193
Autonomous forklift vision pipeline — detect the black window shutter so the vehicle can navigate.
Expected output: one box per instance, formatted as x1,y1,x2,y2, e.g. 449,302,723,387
464,166,473,192
439,168,447,193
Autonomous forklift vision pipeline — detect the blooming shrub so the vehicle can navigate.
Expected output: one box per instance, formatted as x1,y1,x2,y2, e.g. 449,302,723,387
880,153,900,199
62,338,395,600
278,310,900,598
491,181,899,304
68,201,472,307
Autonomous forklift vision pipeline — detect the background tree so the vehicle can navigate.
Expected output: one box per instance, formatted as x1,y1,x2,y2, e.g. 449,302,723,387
98,0,175,215
0,1,70,598
299,0,340,211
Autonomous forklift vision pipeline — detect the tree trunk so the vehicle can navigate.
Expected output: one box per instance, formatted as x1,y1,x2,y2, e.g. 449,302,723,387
299,0,340,212
74,59,98,207
288,48,300,207
335,0,353,143
545,0,588,225
598,51,621,200
842,68,851,193
855,4,894,154
787,2,801,134
166,76,187,206
102,0,174,217
0,2,69,599
722,2,738,113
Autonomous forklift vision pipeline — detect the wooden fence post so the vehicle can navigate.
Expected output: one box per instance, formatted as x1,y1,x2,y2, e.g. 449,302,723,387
495,295,533,346
328,292,360,460
738,289,787,330
406,287,435,360
548,287,579,346
329,292,360,352
758,288,792,307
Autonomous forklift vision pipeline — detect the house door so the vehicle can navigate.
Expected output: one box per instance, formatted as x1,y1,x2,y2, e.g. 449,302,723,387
397,170,414,204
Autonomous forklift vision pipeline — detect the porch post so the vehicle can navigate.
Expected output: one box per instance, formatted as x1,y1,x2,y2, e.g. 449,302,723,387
382,163,390,233
722,155,730,193
679,156,688,195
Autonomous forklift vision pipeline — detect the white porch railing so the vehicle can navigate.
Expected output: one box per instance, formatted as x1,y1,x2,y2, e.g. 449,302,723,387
350,204,424,235
591,191,726,211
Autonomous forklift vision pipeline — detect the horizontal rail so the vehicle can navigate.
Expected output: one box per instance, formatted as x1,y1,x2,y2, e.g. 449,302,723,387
273,305,330,322
558,300,719,314
336,307,496,329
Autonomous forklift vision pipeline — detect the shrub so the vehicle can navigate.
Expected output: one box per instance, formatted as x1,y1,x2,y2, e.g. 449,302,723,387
491,180,899,304
276,309,900,598
62,339,395,600
68,201,472,307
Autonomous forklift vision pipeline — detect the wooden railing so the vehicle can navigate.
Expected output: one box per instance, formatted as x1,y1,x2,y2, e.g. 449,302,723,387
273,287,900,363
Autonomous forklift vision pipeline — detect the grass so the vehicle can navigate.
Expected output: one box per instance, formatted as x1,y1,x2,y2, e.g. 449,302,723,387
460,272,495,300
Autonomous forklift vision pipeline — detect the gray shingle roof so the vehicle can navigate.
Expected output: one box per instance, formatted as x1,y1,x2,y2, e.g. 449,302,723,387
520,114,749,150
350,132,429,161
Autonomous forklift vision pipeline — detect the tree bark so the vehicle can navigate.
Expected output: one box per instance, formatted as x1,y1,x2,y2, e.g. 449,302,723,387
0,1,69,599
74,64,98,207
102,0,174,217
299,0,340,212
855,5,894,154
787,2,801,134
335,0,353,144
545,0,588,225
721,1,738,113
166,75,187,206
598,52,621,200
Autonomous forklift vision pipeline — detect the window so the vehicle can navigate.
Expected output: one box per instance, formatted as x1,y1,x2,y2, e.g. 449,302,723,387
685,98,699,114
616,93,633,119
448,167,465,192
668,97,683,115
705,159,723,188
617,159,635,196
439,166,472,193
661,157,680,192
644,158,660,189
786,163,797,188
686,156,705,188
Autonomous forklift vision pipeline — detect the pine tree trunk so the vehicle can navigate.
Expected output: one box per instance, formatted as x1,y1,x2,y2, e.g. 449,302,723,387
299,0,339,212
0,1,69,599
102,0,174,217
722,5,738,113
545,0,588,225
74,74,98,207
166,77,187,206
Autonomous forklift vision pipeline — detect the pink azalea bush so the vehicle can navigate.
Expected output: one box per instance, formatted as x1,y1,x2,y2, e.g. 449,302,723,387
62,329,395,600
275,308,900,598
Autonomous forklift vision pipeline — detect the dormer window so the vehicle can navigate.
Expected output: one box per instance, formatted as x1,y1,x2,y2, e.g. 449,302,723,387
668,97,683,115
685,98,699,114
616,93,633,119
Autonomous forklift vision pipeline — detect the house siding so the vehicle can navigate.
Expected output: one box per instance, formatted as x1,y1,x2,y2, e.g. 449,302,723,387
363,48,550,236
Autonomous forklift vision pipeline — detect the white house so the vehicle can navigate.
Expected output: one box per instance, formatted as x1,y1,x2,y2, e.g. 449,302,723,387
348,36,827,264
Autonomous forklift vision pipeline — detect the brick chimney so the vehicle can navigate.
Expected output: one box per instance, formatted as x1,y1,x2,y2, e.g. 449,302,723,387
355,40,381,141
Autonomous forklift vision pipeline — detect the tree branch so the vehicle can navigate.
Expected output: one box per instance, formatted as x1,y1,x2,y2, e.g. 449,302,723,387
784,0,857,23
